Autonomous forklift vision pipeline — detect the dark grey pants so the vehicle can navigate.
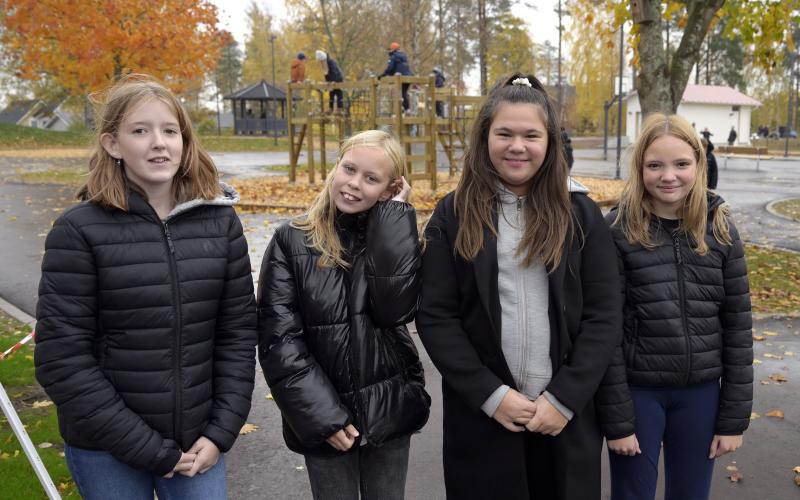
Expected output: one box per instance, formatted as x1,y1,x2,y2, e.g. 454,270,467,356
304,435,411,500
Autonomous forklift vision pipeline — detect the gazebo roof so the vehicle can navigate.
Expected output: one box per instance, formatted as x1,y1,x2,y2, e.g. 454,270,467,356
224,80,286,101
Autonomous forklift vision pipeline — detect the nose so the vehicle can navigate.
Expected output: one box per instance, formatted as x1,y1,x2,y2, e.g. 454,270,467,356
346,175,360,190
509,135,525,151
661,166,677,181
151,130,166,149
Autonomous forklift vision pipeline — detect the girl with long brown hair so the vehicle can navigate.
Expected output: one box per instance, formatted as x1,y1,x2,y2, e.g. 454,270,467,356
415,73,626,499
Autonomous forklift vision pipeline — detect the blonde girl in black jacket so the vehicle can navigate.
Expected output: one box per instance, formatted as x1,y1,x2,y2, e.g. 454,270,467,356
35,74,257,499
606,113,753,500
257,130,430,500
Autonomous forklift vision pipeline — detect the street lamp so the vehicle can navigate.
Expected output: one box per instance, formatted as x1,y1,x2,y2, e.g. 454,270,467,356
615,22,624,179
269,34,278,146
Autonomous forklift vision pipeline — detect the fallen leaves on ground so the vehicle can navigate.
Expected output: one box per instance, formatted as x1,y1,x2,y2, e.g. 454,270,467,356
750,412,760,420
230,173,624,216
753,334,766,341
768,373,788,383
239,423,259,435
765,410,785,419
31,400,54,408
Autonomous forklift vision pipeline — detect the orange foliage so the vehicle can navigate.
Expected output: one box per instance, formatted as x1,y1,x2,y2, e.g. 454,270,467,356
2,0,228,94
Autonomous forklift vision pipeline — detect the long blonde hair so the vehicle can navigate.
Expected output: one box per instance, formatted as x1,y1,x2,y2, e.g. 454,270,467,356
78,74,220,209
454,72,572,270
293,130,405,268
613,112,731,253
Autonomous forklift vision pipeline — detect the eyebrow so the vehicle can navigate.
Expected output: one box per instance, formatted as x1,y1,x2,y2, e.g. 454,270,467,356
128,121,180,127
493,126,544,133
341,161,385,177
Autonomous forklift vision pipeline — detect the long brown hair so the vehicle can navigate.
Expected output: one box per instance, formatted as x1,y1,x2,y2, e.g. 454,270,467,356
293,130,405,268
454,72,572,270
613,112,732,253
78,74,220,209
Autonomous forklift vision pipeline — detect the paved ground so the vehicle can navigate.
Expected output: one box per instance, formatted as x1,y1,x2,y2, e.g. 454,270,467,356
1,147,799,499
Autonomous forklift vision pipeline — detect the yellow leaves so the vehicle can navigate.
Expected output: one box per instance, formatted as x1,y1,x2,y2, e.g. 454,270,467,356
266,393,274,400
764,353,784,360
763,331,780,337
38,442,53,449
766,410,785,419
239,423,259,435
768,373,788,383
750,412,760,420
31,400,54,408
726,464,742,483
752,334,765,341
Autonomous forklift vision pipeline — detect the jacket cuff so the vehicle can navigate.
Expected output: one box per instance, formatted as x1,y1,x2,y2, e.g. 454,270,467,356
543,391,574,421
480,384,510,418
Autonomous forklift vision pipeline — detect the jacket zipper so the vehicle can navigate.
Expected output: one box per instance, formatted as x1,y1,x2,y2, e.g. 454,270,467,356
159,217,183,441
516,197,528,391
672,235,691,386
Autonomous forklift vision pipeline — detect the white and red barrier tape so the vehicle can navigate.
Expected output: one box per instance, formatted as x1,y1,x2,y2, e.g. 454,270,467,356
0,330,35,360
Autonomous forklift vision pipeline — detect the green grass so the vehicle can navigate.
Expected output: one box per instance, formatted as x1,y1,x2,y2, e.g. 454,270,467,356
0,312,79,498
14,167,89,186
198,135,290,152
0,123,92,150
772,198,800,222
751,137,800,154
746,245,800,314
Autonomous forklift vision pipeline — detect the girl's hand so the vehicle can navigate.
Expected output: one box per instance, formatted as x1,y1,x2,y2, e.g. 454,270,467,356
525,395,568,436
709,434,743,459
163,452,196,478
180,436,220,477
607,434,641,456
326,424,360,451
391,176,412,203
493,389,537,432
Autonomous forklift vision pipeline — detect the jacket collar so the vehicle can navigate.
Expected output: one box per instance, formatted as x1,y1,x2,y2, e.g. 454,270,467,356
128,182,239,221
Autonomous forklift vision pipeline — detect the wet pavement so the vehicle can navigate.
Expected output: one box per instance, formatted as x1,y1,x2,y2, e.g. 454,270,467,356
1,148,799,499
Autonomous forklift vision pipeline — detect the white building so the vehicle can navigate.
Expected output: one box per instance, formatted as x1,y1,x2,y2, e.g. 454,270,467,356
623,84,761,145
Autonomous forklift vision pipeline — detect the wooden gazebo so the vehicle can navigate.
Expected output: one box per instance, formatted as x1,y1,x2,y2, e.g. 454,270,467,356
224,80,287,135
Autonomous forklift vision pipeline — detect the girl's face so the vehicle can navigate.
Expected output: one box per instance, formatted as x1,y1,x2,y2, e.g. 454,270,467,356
642,135,698,219
331,146,394,214
488,102,548,196
101,98,183,195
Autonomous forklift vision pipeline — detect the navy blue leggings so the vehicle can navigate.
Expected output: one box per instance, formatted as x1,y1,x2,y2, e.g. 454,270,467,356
608,381,720,500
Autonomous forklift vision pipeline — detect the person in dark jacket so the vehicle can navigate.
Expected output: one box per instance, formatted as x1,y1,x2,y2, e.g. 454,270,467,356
432,67,446,118
727,126,737,146
315,49,344,111
561,126,574,170
701,127,713,144
415,73,628,500
258,130,430,500
380,42,414,112
34,74,258,499
606,113,753,500
703,138,718,189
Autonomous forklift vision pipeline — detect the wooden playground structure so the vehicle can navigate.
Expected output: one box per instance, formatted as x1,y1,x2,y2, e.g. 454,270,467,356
286,76,484,189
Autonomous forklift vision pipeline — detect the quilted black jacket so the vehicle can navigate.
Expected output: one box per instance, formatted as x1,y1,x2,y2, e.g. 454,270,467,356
605,195,753,435
35,185,257,475
257,201,430,456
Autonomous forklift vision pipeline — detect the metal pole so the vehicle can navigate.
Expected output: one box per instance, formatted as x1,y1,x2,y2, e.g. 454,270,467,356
786,54,793,158
270,34,278,146
557,0,563,118
615,23,624,179
0,382,61,499
603,100,610,161
215,78,221,136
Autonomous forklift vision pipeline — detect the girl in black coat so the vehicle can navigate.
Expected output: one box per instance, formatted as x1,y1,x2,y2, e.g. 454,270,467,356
606,113,753,500
416,73,626,499
34,75,257,499
257,130,430,500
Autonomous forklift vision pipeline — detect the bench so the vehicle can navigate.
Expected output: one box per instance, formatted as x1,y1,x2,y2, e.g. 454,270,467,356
715,145,768,155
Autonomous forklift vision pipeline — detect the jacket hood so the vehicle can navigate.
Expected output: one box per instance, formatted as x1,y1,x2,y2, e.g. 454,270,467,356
166,182,239,220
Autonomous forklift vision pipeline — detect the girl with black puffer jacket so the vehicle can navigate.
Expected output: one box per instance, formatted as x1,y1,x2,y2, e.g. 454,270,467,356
605,113,753,500
257,130,430,500
35,74,258,500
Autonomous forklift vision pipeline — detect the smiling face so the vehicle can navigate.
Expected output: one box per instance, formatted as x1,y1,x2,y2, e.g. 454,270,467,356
101,98,183,197
642,134,698,219
488,102,549,196
330,146,394,214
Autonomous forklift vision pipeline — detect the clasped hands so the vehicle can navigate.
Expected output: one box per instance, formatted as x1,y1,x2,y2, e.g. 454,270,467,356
164,436,220,478
493,389,568,436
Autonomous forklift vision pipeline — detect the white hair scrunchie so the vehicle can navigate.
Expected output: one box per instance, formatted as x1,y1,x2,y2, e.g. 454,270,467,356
511,77,532,87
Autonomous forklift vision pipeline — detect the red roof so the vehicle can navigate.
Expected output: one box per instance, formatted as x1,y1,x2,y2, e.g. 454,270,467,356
681,84,761,107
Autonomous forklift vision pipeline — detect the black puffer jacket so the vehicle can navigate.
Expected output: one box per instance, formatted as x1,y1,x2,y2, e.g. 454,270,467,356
35,185,257,475
606,195,753,435
257,201,430,456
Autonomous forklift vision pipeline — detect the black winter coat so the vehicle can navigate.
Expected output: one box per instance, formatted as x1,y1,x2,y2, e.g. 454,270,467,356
416,191,625,500
257,201,430,456
381,50,413,77
606,195,753,435
35,186,258,476
324,56,344,83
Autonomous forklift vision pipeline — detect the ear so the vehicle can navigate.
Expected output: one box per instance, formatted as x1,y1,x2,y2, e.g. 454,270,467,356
99,132,121,159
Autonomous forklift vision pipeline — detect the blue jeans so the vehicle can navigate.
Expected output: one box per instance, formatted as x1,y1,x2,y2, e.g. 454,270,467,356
304,435,411,500
608,381,720,500
65,445,227,500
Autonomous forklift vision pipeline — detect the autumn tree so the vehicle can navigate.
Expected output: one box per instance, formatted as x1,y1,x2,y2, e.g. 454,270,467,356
1,0,228,97
487,12,536,84
577,0,799,116
241,1,277,84
216,36,243,98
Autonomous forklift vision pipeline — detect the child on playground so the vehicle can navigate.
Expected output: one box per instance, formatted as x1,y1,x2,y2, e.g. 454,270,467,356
34,74,258,499
605,112,753,500
415,72,626,499
257,129,430,500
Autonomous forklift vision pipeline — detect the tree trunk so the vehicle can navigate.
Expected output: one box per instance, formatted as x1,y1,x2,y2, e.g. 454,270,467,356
635,0,725,116
478,0,487,95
